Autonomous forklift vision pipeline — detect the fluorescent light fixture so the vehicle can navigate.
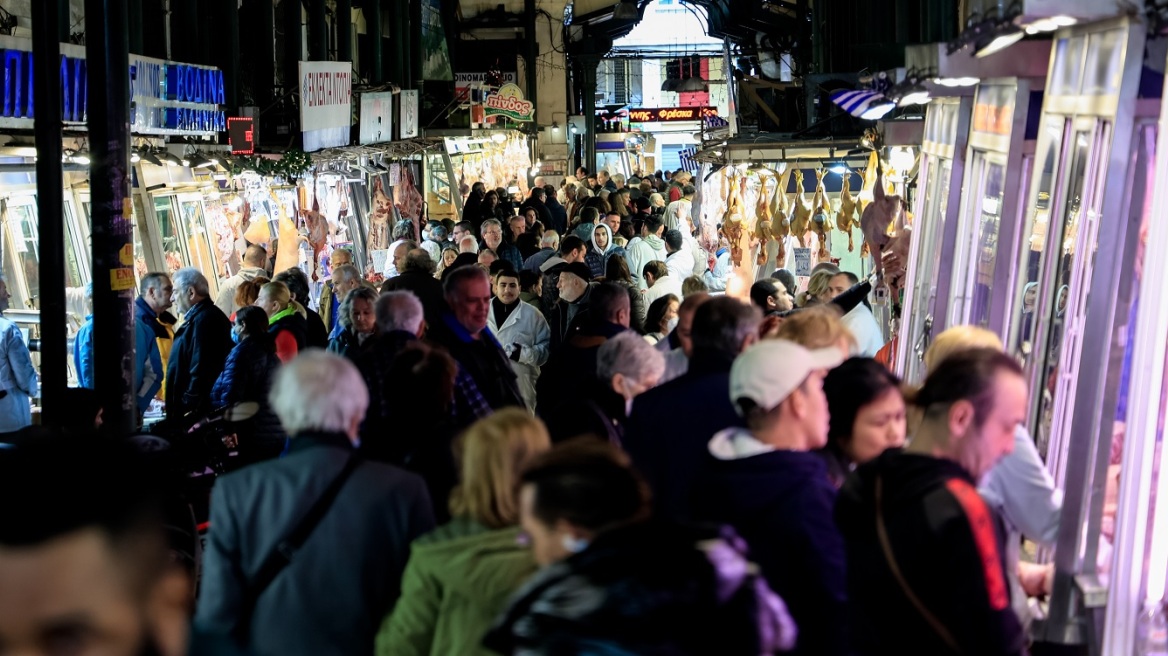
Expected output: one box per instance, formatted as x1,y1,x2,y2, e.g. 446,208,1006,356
829,162,850,175
131,151,141,163
975,25,1024,58
859,101,896,121
71,153,90,165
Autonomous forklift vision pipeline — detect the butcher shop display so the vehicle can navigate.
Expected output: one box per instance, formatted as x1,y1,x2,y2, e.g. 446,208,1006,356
790,170,811,248
811,169,832,261
837,170,859,252
859,164,903,285
772,167,792,265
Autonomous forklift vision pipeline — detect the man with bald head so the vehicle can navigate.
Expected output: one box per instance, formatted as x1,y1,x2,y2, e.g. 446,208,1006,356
214,244,270,316
381,248,446,327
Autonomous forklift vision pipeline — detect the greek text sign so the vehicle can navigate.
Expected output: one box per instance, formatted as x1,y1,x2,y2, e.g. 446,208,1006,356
627,107,718,123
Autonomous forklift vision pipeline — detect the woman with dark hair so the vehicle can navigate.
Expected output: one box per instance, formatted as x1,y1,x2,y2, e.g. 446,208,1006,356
643,294,679,344
328,287,379,361
483,439,796,654
602,254,646,332
210,305,285,463
819,357,906,487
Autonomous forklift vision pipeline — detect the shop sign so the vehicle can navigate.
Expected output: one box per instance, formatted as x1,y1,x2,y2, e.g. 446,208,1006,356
299,61,352,131
228,117,255,154
483,83,534,122
455,71,518,96
130,54,225,135
400,90,419,138
793,247,812,277
0,36,225,136
627,107,718,123
359,92,394,145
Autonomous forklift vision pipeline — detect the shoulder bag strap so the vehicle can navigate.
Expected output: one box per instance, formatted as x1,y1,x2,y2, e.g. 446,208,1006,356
232,453,363,642
875,476,962,653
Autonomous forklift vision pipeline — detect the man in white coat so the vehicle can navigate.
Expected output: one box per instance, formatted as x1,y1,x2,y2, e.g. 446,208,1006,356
487,267,551,413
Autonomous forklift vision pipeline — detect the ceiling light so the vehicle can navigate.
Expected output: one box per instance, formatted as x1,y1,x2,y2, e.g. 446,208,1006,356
570,124,578,134
859,101,896,121
71,152,90,165
131,151,141,163
551,121,560,132
828,161,850,175
159,151,183,166
141,149,163,166
890,147,916,172
1050,15,1077,27
612,0,637,21
187,153,212,168
897,85,931,107
975,24,1024,58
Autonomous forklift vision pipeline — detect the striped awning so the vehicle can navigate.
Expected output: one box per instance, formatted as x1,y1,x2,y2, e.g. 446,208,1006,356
830,89,891,118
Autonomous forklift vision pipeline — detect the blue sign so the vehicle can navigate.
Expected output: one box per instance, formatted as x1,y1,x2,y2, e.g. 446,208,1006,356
0,45,224,134
0,49,88,121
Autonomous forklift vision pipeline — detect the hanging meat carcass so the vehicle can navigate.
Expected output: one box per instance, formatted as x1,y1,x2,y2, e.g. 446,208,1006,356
367,176,393,258
859,165,903,282
837,170,859,252
811,169,831,260
754,174,773,266
394,164,425,236
790,170,811,247
722,172,749,266
301,180,329,282
274,190,302,274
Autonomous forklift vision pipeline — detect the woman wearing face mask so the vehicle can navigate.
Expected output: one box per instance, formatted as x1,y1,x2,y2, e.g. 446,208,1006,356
376,409,550,656
483,439,797,655
819,357,907,488
543,331,665,445
254,281,307,363
642,293,679,345
209,306,286,464
327,287,379,361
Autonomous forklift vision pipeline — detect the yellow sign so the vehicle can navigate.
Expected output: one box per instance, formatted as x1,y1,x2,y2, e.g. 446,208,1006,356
110,267,136,291
119,243,134,265
123,197,133,219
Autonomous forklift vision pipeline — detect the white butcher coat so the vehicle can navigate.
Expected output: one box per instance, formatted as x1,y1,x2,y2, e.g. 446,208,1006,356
487,300,551,413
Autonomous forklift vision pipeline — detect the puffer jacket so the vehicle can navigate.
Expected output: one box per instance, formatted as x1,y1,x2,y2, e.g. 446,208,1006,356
483,520,797,655
210,337,285,463
583,223,626,279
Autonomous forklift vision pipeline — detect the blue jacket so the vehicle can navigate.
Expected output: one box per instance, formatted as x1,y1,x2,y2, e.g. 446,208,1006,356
0,316,38,433
73,315,94,389
134,297,171,414
166,299,233,422
210,336,285,462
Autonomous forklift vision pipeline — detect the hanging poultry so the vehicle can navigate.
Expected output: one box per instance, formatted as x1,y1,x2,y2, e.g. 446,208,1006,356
790,170,811,248
859,165,902,283
754,174,773,266
771,168,792,264
811,168,832,260
721,170,748,266
837,169,859,252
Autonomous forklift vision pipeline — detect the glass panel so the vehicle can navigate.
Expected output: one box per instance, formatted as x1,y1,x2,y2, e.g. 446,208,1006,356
132,195,149,280
63,203,84,290
153,197,188,274
9,205,39,303
1050,35,1086,97
1012,123,1063,366
1083,28,1126,98
179,199,219,296
906,157,953,383
969,160,1006,327
1034,129,1093,458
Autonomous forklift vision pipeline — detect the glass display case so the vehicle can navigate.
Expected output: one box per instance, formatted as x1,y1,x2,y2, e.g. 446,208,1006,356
897,97,972,383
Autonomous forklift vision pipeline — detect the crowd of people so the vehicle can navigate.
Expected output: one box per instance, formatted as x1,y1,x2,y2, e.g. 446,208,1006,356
0,167,1062,656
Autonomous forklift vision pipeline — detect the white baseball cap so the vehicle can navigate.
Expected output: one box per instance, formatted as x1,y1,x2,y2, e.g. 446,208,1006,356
730,340,845,415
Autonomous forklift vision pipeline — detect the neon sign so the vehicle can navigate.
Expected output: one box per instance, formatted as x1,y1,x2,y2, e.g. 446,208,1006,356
627,107,718,123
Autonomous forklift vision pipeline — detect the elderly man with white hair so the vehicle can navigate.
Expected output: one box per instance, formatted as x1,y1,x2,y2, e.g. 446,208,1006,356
165,267,232,425
196,350,435,656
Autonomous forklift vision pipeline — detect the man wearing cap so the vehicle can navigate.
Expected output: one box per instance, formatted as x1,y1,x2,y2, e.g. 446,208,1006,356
539,235,588,323
545,261,595,352
691,339,848,656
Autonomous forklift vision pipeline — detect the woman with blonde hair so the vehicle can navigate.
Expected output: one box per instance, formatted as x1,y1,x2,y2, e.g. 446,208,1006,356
771,304,856,358
918,325,1060,629
796,268,837,307
254,280,307,362
377,408,552,656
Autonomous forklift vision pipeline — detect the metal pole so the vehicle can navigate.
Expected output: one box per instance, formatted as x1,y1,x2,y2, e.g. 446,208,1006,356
86,0,135,435
284,0,303,95
367,0,382,83
128,0,143,54
409,0,421,85
34,0,65,426
336,0,352,64
221,0,240,109
581,57,597,173
308,0,327,60
524,0,537,122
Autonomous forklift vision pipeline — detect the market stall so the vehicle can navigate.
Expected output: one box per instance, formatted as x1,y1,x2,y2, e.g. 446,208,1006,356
997,16,1162,651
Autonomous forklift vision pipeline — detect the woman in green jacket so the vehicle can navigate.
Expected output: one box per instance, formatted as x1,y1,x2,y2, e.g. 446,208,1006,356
376,408,551,656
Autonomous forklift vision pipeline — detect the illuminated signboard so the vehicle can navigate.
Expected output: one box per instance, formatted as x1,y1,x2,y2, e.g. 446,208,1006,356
228,117,255,154
627,107,718,123
0,35,224,135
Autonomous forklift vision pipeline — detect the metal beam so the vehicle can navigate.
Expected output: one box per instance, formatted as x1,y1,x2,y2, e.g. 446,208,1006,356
85,0,135,435
336,0,352,63
308,0,327,60
34,0,65,426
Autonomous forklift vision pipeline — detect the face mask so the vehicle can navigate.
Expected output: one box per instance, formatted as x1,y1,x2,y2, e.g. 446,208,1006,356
664,316,679,335
562,533,590,554
231,330,243,345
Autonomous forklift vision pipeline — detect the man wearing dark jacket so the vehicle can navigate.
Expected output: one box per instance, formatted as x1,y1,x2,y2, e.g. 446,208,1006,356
691,339,848,656
196,351,435,655
835,348,1028,656
545,261,595,351
380,249,446,327
622,296,760,522
540,184,568,235
519,187,556,232
427,266,524,416
536,282,630,418
166,268,232,425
